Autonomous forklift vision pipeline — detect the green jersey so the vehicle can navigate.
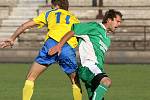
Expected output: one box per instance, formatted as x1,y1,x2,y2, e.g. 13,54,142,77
72,22,111,72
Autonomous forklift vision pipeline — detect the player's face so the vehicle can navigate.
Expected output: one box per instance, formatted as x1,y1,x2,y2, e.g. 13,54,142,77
108,15,122,33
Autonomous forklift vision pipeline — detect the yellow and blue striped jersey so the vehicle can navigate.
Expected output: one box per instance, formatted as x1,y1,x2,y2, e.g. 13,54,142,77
33,9,79,48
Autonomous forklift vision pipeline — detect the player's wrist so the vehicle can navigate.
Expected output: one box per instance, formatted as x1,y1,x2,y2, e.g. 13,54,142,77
7,38,15,46
57,43,63,48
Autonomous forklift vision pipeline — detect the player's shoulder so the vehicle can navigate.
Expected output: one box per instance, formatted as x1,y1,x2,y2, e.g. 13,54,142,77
89,22,104,28
57,9,75,16
45,9,57,14
85,22,105,31
41,8,71,15
38,9,54,17
82,22,99,26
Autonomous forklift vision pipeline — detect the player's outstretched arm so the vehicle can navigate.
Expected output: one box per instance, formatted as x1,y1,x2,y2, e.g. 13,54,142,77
0,20,37,48
10,20,37,41
48,31,75,56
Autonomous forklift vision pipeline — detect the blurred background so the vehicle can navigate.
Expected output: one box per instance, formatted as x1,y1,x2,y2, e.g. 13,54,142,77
0,0,150,100
0,0,150,63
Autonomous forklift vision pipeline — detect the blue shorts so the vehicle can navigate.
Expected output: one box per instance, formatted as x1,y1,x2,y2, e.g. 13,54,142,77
35,38,77,74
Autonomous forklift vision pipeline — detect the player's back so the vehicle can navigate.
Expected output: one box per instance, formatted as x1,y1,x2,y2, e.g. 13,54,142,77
46,9,79,42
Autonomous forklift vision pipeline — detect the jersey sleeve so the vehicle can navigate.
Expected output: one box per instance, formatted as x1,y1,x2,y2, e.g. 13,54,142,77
71,22,99,36
33,11,47,28
71,15,80,24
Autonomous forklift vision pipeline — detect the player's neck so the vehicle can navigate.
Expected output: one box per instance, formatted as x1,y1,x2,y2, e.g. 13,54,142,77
55,5,60,9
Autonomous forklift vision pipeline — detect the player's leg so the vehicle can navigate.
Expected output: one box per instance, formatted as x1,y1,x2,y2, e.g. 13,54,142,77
58,43,82,100
68,71,82,100
78,66,95,100
23,38,58,100
84,83,93,100
23,62,48,100
78,63,110,100
91,74,112,100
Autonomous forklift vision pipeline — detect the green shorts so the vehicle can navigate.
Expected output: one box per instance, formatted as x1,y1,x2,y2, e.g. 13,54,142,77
78,65,107,99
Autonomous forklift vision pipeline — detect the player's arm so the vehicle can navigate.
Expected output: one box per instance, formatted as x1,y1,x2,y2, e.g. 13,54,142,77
48,22,90,55
48,31,75,56
0,20,37,48
11,20,37,41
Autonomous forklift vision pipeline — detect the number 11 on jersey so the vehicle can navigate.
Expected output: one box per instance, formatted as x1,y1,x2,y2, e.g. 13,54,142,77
55,12,70,24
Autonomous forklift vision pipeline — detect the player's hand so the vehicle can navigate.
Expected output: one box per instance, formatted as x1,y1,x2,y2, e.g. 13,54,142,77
0,38,14,48
48,45,62,56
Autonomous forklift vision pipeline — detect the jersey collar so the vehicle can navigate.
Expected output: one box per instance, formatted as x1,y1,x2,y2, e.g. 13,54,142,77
99,23,106,30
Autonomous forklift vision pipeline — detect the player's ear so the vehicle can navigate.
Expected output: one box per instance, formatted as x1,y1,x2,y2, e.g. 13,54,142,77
107,18,112,23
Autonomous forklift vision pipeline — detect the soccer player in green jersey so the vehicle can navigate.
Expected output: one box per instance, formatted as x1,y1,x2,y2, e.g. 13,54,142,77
49,9,123,100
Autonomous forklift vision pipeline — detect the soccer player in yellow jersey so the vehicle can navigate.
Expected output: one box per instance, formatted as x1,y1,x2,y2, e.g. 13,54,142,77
0,0,82,100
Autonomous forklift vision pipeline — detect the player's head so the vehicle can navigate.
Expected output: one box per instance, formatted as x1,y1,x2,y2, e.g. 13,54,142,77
102,9,123,33
51,0,69,10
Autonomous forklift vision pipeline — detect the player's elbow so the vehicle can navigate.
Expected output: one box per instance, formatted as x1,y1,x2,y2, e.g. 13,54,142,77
21,20,36,30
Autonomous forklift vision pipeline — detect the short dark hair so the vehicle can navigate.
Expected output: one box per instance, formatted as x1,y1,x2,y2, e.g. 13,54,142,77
102,9,123,24
51,0,69,10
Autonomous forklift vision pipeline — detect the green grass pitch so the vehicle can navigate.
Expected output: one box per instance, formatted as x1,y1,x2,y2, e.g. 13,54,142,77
0,63,150,100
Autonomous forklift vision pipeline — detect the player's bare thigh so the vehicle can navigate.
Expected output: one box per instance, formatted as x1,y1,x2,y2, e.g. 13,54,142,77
26,62,48,81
